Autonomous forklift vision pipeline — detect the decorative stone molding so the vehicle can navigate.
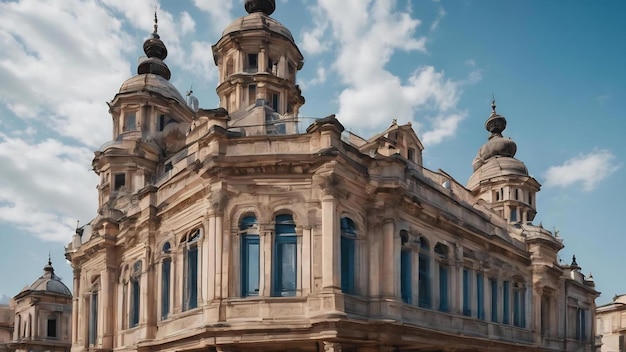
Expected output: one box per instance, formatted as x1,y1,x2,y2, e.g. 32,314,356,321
323,341,342,352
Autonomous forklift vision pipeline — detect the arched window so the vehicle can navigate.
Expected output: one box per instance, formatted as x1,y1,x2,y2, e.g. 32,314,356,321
340,217,357,294
225,57,234,78
435,243,449,312
418,236,431,308
161,242,172,320
129,261,141,328
400,230,411,303
183,229,201,310
273,214,297,297
240,215,260,297
88,277,100,345
576,307,587,341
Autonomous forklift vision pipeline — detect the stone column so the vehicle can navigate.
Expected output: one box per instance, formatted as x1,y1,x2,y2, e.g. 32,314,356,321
101,265,115,349
208,190,228,301
301,226,313,295
381,220,396,298
321,192,339,290
72,268,80,344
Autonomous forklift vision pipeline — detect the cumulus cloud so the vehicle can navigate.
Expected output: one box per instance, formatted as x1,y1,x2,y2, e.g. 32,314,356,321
543,150,621,191
307,0,471,146
193,0,234,35
0,134,97,242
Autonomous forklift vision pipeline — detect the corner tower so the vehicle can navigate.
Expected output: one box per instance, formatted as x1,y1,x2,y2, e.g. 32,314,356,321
212,0,305,135
467,100,540,223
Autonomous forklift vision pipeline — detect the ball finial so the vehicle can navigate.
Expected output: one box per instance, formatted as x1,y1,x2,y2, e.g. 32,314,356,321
245,0,276,16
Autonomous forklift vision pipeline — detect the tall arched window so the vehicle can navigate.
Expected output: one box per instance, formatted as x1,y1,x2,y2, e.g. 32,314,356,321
183,229,201,310
88,278,99,345
435,243,449,312
129,261,141,328
240,216,260,297
161,242,171,320
340,217,357,294
273,214,297,297
400,230,412,304
418,236,431,308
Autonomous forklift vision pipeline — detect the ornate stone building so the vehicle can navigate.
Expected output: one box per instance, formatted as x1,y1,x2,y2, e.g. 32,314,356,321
596,294,626,352
65,1,599,351
0,260,72,352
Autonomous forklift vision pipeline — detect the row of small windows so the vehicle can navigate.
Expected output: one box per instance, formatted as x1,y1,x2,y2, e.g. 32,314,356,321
15,314,59,340
121,111,172,133
494,187,534,206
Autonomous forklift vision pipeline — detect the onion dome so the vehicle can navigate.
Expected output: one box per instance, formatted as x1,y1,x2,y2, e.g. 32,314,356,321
467,100,529,190
137,11,171,80
18,258,72,297
245,0,276,16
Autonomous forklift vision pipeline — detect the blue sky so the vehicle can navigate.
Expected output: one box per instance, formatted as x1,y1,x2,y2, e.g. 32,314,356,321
0,0,624,305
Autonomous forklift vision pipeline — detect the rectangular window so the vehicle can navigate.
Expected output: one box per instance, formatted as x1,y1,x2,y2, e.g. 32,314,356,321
463,269,471,316
510,207,517,222
242,235,260,297
341,235,356,294
418,254,431,308
114,173,125,191
124,112,136,132
576,308,587,341
184,245,198,310
400,249,412,303
271,93,279,112
529,192,533,206
248,85,257,106
161,259,171,320
495,190,501,201
157,114,166,131
130,279,140,328
247,53,258,72
407,148,416,162
273,214,297,297
89,292,98,345
490,278,498,322
47,317,57,338
503,281,510,324
477,273,485,320
514,188,519,200
439,266,449,312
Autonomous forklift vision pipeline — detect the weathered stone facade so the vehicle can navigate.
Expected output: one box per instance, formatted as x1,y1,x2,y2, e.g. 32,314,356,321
65,1,599,351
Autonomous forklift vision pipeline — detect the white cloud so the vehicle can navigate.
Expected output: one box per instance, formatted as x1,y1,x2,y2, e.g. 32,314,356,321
193,0,234,35
180,11,196,35
543,150,621,191
308,0,469,146
0,134,97,243
299,65,327,89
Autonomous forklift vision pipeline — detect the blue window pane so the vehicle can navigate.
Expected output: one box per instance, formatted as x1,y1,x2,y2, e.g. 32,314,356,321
439,267,448,311
477,273,484,320
503,281,510,324
274,240,297,296
242,236,260,297
161,259,171,320
490,278,498,322
341,223,356,294
185,246,198,310
89,292,98,345
418,254,431,308
401,250,412,303
131,280,140,327
463,269,471,316
240,216,257,230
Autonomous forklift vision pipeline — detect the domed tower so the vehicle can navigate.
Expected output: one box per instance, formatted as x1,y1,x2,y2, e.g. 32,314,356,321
93,13,193,218
212,0,305,135
467,100,540,223
12,258,72,352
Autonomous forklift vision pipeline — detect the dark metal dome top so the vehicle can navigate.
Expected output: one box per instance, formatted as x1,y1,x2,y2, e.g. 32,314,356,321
245,0,276,16
138,11,171,80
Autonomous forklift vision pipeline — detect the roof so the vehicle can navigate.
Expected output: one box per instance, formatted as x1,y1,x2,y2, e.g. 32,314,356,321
222,12,294,42
16,260,72,298
118,73,186,106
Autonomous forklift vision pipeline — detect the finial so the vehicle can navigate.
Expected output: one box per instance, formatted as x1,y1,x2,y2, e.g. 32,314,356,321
245,0,276,16
491,94,496,114
571,254,578,266
48,251,52,266
152,8,160,38
76,220,80,230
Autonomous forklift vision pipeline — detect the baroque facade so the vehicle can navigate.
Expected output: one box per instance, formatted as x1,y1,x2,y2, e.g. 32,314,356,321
65,1,599,351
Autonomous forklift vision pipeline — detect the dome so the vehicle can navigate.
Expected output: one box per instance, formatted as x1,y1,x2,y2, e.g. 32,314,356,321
476,135,517,167
118,73,186,106
467,156,529,190
222,12,294,42
20,260,72,297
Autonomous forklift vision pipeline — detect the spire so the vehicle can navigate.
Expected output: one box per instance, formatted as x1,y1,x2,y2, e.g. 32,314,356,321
44,254,54,273
245,0,276,16
137,10,171,80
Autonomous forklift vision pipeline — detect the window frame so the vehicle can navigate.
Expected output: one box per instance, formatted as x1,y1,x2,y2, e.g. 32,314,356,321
272,214,297,297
